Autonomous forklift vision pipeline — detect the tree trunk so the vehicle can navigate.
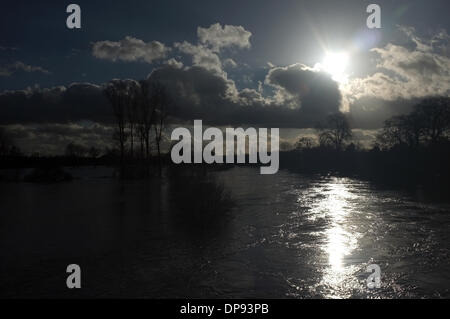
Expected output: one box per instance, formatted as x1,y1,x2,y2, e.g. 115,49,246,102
157,141,162,176
130,125,134,159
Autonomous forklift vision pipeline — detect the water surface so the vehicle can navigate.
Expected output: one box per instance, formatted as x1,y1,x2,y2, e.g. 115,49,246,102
0,167,449,298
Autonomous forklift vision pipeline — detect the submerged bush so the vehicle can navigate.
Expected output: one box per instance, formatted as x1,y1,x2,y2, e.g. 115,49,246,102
168,166,234,239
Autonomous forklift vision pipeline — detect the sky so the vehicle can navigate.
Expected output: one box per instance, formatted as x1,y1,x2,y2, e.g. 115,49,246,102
0,0,449,154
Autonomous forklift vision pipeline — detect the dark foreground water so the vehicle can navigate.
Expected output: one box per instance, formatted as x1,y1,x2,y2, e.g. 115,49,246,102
0,167,449,298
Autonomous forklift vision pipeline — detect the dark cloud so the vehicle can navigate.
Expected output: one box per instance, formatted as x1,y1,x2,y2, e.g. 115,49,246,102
0,62,344,129
265,63,342,121
348,97,419,129
148,64,240,123
149,63,342,127
0,83,111,124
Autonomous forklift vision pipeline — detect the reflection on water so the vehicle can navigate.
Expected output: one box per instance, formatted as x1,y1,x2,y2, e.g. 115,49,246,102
309,180,361,298
1,167,450,298
313,181,358,269
218,169,450,298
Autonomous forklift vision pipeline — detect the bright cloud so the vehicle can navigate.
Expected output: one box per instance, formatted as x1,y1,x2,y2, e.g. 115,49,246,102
197,23,252,52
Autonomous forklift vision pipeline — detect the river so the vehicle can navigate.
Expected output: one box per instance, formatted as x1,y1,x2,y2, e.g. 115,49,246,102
0,167,449,298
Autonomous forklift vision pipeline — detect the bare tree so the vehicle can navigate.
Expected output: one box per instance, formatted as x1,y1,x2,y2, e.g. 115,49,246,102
88,146,101,159
104,80,134,171
414,97,450,144
136,80,155,161
126,81,140,159
316,113,352,150
295,137,315,150
377,97,450,150
0,127,13,157
376,115,415,149
150,81,170,175
65,142,87,158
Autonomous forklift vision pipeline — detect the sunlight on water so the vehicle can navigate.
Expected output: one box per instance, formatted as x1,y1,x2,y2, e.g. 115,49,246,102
2,167,450,298
308,178,361,297
324,183,357,269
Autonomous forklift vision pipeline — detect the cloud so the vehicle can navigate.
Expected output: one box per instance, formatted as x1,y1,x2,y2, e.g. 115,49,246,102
223,58,237,68
343,27,450,105
13,23,439,133
0,61,346,155
351,129,380,147
238,88,266,106
197,23,252,52
0,60,345,130
92,36,169,63
0,83,110,124
148,64,239,120
0,61,50,77
3,122,114,155
0,46,19,51
164,58,183,69
174,23,252,75
148,62,342,128
174,41,223,74
265,63,342,116
6,22,449,153
339,26,450,129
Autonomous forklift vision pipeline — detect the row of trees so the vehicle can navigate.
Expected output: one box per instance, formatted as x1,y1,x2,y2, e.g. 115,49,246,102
294,112,353,151
0,128,21,157
294,96,450,152
376,97,450,149
316,112,352,150
104,79,170,175
65,142,101,158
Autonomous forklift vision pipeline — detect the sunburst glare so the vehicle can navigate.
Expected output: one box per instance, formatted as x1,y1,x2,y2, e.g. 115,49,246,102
320,52,350,83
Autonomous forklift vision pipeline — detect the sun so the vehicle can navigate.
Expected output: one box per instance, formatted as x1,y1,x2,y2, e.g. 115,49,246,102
321,52,349,83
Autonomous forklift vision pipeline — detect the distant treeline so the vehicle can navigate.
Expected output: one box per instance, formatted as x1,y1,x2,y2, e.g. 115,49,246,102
283,97,450,190
1,96,450,187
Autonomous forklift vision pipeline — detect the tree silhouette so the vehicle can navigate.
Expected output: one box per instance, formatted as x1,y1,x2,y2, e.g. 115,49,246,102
295,137,315,150
414,97,450,144
104,80,137,173
88,146,101,159
150,81,170,175
65,142,87,158
316,112,352,150
377,115,415,149
0,127,18,157
126,81,141,159
104,78,172,177
377,96,450,149
136,79,155,161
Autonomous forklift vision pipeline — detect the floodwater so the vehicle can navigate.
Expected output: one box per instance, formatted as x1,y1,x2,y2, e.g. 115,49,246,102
0,167,449,298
